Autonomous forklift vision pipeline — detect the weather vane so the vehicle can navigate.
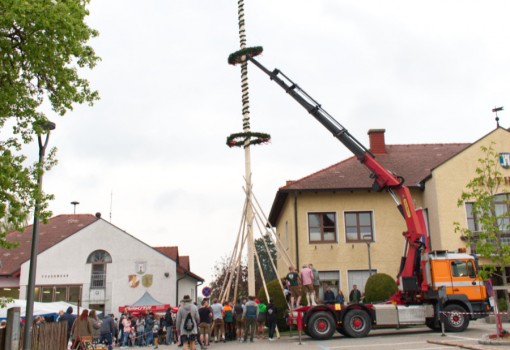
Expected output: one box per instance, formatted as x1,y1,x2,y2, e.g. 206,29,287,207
492,106,503,128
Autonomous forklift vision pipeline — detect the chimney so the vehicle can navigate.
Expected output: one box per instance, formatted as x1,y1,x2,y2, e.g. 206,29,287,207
368,129,386,154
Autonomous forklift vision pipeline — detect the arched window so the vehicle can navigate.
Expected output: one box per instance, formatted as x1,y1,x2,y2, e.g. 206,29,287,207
87,250,112,289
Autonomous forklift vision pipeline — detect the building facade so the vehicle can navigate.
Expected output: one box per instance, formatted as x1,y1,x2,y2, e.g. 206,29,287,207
0,214,203,313
269,127,510,299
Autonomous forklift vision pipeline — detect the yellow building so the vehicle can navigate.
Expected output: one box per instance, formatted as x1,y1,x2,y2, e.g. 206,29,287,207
268,127,510,300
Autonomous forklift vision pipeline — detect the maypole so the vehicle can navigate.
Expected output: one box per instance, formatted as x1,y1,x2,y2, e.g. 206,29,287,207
226,0,270,296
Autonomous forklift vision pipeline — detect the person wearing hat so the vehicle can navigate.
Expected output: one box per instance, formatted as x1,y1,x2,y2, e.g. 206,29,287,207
176,295,200,350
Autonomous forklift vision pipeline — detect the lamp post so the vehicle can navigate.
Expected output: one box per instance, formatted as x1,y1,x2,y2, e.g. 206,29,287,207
23,120,56,350
362,234,373,276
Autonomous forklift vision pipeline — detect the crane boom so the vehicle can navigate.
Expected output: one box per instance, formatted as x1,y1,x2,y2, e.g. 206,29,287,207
248,57,427,299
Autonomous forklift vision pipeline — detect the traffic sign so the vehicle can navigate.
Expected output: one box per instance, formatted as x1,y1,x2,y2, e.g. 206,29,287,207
485,280,494,297
202,286,212,297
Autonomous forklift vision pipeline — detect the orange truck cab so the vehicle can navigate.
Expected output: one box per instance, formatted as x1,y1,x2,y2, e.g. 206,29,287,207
425,250,489,321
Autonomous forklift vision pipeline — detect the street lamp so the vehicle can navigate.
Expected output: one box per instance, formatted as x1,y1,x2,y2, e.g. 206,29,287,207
23,120,56,350
362,234,373,276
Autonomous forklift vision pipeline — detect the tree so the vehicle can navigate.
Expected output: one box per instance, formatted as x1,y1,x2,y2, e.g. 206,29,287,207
254,234,277,285
209,255,248,301
0,0,99,246
454,142,510,308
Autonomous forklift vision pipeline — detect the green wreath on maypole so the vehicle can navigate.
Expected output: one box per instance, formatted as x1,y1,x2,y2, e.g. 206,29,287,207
226,131,271,148
227,45,271,148
228,46,263,65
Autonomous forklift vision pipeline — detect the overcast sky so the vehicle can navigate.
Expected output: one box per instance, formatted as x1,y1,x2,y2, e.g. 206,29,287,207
41,0,510,287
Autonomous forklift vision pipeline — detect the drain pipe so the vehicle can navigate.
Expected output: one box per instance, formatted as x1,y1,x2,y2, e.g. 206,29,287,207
294,191,300,268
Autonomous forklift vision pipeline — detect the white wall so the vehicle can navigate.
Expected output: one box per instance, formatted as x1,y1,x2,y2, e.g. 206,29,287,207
19,219,178,314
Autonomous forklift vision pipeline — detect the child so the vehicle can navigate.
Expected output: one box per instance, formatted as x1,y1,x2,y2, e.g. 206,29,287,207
153,317,160,349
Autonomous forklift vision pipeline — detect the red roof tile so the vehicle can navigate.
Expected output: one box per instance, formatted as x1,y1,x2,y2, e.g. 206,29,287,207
281,143,469,191
268,143,469,226
179,256,190,271
154,246,179,261
0,214,98,276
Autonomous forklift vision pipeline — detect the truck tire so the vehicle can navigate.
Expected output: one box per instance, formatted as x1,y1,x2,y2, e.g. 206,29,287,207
342,309,371,338
307,311,336,340
443,304,469,332
425,317,441,331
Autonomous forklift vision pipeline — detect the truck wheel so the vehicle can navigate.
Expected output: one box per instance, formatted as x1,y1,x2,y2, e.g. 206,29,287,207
307,311,336,340
343,309,371,338
425,318,441,331
443,304,469,332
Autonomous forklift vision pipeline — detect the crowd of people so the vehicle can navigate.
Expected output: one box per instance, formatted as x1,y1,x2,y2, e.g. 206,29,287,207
11,265,364,349
49,293,280,350
177,295,279,350
283,263,363,308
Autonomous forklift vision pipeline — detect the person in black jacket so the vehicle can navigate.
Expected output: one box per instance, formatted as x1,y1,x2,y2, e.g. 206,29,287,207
164,307,174,345
99,314,116,350
58,306,76,345
266,299,278,341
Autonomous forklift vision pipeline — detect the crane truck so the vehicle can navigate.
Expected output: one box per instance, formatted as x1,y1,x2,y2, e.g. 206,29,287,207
228,48,491,340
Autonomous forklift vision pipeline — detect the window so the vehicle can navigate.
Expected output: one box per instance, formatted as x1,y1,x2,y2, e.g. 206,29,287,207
87,250,112,290
345,211,373,242
318,271,340,301
465,193,510,243
41,287,53,302
91,263,106,289
451,260,476,278
465,203,480,232
28,285,81,302
308,213,337,243
347,270,373,295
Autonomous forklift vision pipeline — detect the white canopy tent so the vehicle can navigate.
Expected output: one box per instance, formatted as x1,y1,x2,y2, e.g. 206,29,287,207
0,299,82,320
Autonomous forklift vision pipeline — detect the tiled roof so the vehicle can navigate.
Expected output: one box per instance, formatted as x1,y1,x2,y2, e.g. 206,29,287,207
154,247,203,282
0,214,98,276
154,246,179,261
281,143,469,191
268,143,469,225
179,256,190,271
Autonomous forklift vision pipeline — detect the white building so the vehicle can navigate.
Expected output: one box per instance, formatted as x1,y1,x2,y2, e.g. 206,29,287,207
0,213,203,314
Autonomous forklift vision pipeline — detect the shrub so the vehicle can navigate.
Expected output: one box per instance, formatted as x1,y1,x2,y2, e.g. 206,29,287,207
498,297,508,312
257,279,289,331
364,273,398,303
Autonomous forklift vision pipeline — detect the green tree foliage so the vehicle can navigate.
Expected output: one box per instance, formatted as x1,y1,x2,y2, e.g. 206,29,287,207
364,273,398,303
454,142,510,307
254,234,277,284
0,0,99,246
257,279,289,331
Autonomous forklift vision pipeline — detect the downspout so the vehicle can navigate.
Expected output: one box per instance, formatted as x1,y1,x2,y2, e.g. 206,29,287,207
177,271,205,305
294,191,299,268
196,280,204,302
176,275,186,306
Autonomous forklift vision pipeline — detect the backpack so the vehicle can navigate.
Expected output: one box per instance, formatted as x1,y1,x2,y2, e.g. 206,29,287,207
183,312,194,332
225,310,234,323
245,305,257,319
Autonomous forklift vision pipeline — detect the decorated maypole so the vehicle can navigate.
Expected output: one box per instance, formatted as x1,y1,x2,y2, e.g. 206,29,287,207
226,0,269,296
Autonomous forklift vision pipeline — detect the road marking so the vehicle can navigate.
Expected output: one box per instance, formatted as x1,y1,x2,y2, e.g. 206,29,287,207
325,341,431,349
446,335,481,341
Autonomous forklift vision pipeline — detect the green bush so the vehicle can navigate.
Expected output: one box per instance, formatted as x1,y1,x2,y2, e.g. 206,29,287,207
364,273,398,303
257,279,289,331
498,297,508,312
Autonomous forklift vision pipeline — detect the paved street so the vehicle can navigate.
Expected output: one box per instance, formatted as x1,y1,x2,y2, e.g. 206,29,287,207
148,320,510,350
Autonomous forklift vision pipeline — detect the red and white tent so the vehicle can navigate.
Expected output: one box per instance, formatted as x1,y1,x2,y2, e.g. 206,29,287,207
118,291,171,314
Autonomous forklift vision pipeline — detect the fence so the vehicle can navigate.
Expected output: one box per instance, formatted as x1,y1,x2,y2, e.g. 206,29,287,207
0,321,67,350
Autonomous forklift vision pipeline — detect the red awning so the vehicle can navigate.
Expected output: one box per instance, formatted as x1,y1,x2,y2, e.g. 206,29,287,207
118,304,170,313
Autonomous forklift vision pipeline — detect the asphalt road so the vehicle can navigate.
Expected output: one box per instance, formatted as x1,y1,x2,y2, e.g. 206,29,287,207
151,319,510,350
